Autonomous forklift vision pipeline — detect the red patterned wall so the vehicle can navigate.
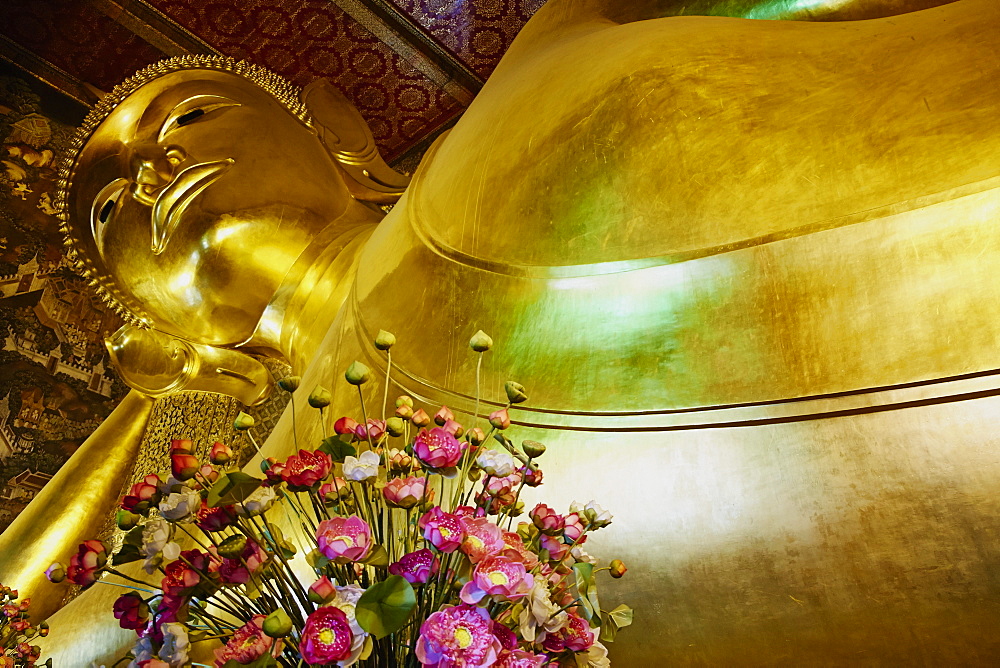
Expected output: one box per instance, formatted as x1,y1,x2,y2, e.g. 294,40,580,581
0,0,163,90
389,0,545,79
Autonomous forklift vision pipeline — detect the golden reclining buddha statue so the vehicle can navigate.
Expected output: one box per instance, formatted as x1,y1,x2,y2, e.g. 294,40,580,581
4,0,1000,662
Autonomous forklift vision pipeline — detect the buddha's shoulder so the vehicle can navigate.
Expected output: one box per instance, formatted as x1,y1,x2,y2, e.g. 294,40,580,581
405,0,1000,269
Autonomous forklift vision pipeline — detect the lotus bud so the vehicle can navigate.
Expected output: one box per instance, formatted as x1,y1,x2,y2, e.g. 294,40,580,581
218,535,248,559
38,621,49,637
44,563,65,584
395,395,414,408
374,329,396,351
210,441,233,465
466,427,486,446
334,417,359,439
233,412,255,431
170,439,193,455
395,404,414,420
442,419,464,438
610,559,628,578
308,576,336,604
469,330,493,352
386,417,405,437
116,509,140,531
171,452,199,481
434,406,454,426
308,385,332,408
504,381,528,404
278,376,301,392
411,409,431,427
345,361,371,386
467,467,483,482
522,440,546,458
263,609,293,637
489,409,511,430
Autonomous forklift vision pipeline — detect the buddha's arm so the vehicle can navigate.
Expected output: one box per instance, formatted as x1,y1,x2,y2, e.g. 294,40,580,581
0,391,154,621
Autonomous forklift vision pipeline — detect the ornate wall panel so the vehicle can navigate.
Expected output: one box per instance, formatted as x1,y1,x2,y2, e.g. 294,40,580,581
390,0,545,78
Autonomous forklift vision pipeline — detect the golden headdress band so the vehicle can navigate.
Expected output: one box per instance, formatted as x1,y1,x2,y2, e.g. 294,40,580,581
55,55,313,327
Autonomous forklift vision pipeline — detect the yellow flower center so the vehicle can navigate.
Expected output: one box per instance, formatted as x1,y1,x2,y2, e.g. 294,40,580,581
319,628,334,644
466,536,483,550
489,571,510,586
335,534,355,546
439,527,451,538
454,626,473,649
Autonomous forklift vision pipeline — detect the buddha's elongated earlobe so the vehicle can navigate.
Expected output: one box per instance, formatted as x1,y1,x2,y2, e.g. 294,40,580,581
301,79,410,204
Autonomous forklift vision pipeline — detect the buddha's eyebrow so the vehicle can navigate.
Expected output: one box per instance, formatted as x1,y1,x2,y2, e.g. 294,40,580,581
157,94,241,143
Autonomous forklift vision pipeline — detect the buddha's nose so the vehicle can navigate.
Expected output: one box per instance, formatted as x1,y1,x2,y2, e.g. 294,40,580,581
128,142,187,206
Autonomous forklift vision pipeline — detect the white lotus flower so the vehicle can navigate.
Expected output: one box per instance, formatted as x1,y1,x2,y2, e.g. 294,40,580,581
158,486,201,522
140,519,176,574
476,449,515,477
343,450,380,481
235,485,277,516
158,622,190,667
518,578,568,643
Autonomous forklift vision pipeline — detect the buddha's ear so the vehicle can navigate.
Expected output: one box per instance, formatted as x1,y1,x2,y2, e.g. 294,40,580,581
302,79,410,204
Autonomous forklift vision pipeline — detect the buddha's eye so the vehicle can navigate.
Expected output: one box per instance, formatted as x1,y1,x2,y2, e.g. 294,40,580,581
158,95,240,142
91,178,128,257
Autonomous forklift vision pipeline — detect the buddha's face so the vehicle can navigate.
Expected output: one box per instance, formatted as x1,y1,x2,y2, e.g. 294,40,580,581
69,69,352,346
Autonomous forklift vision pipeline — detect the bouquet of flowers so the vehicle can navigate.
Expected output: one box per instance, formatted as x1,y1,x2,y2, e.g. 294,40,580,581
0,583,49,667
48,331,632,667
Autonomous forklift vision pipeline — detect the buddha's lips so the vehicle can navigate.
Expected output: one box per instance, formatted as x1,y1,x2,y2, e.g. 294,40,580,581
150,157,234,255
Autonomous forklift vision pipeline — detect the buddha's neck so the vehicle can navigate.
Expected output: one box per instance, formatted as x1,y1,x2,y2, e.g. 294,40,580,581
244,198,380,371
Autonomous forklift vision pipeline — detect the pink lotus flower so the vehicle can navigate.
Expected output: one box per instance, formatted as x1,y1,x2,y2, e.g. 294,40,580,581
67,539,108,586
383,476,426,509
460,555,534,604
195,501,234,532
388,549,438,585
113,591,149,630
420,508,466,553
121,474,161,513
209,441,232,465
301,607,353,664
530,504,564,535
213,615,276,666
521,466,543,487
496,649,547,668
160,559,201,598
334,416,360,438
460,517,505,563
413,428,463,469
356,418,386,441
492,621,518,651
501,532,539,570
542,614,595,653
416,604,501,667
280,449,332,490
308,575,337,604
387,448,412,471
563,512,587,542
217,540,268,585
316,515,373,562
539,534,568,561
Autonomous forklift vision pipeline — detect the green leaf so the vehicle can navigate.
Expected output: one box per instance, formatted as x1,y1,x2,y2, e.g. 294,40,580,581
609,604,634,629
572,562,596,620
123,525,144,547
361,545,389,567
113,543,142,566
319,435,357,462
306,549,331,571
599,612,619,643
356,575,416,639
207,472,262,507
